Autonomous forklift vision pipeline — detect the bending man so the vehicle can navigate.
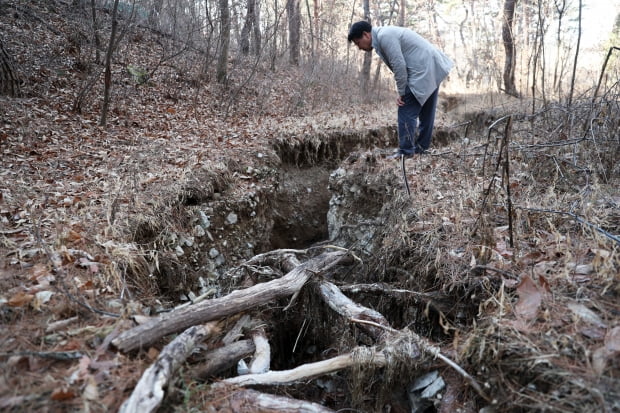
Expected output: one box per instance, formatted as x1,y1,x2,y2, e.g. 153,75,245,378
348,21,453,157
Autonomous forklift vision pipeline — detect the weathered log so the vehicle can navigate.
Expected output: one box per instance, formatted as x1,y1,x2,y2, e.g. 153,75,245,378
249,328,271,374
194,339,256,380
319,281,492,402
317,280,391,341
208,388,336,412
220,347,387,387
112,251,348,352
119,322,218,413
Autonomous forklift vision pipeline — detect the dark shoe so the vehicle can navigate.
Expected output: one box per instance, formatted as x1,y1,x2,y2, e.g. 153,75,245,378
386,150,414,160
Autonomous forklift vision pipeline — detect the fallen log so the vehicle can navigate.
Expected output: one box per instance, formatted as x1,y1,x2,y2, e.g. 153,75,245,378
249,328,271,374
317,280,391,341
112,251,348,352
220,347,387,387
209,388,336,412
319,281,491,402
194,339,256,380
119,322,218,413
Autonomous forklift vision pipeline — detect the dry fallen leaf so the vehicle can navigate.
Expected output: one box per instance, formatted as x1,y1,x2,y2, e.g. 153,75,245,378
514,275,542,321
567,302,607,328
50,388,76,401
7,291,34,307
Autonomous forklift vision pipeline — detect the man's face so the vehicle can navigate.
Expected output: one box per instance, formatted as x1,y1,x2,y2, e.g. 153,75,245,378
352,32,372,52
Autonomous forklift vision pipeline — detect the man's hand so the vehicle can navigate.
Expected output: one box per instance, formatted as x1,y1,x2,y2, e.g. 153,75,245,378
396,95,405,106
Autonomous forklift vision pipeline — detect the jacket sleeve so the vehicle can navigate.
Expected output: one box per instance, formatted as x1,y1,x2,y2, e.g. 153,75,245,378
377,33,408,96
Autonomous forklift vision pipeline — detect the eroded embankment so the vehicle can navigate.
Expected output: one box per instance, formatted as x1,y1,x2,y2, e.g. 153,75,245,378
131,126,398,300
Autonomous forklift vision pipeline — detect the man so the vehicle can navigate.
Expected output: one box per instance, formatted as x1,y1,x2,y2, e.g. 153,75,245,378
348,21,453,157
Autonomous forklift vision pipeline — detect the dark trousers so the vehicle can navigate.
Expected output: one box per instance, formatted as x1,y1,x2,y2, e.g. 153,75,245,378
397,86,439,155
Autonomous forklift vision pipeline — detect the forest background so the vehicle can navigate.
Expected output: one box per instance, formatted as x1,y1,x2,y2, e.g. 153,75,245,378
1,0,619,412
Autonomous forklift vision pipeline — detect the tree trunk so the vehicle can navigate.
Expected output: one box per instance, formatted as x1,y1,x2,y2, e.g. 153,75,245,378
287,0,301,65
216,0,230,83
568,0,582,106
0,39,21,97
252,0,262,55
99,0,119,126
502,0,519,97
240,0,258,55
361,0,371,93
111,251,348,352
119,323,218,413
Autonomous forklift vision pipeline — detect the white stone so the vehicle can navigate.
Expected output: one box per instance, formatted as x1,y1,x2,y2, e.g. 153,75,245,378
226,212,238,225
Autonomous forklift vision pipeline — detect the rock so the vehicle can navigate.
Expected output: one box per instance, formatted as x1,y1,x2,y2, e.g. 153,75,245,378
199,211,211,228
226,212,238,225
408,370,446,412
194,225,206,237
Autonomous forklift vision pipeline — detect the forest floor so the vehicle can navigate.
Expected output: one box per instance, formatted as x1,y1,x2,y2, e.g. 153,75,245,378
1,1,619,412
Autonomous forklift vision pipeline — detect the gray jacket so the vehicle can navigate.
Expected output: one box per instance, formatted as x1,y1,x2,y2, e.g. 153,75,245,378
371,26,453,105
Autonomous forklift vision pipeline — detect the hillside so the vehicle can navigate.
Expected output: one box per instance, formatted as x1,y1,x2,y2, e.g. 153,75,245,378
1,1,619,412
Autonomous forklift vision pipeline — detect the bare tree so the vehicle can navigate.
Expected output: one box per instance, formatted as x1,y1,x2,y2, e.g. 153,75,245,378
217,0,231,83
99,0,120,126
241,0,261,56
0,39,21,97
287,0,301,65
552,0,567,94
568,0,582,106
502,0,519,97
361,0,371,92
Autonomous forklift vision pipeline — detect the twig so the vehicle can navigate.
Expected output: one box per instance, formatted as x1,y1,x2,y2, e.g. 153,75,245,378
473,265,519,280
503,116,515,247
0,350,84,361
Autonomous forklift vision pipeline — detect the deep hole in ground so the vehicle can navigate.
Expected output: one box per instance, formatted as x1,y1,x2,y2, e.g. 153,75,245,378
268,127,397,249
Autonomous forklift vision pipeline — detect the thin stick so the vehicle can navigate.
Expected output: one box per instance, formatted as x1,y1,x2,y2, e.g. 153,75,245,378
503,116,515,248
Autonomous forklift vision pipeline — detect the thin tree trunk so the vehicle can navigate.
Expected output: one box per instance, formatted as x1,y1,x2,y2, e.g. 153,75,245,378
0,39,21,97
287,0,301,65
90,0,101,63
502,0,519,97
553,0,566,93
361,0,371,93
216,0,230,83
240,0,257,55
252,1,261,55
568,0,582,106
99,0,119,127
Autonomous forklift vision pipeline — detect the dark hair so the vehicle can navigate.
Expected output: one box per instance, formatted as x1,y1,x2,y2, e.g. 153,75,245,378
347,21,372,42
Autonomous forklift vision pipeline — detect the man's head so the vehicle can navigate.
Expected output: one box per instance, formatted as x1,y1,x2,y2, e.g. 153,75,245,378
348,21,373,52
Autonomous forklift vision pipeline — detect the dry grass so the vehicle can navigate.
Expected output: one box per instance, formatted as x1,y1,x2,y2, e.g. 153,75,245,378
350,93,620,411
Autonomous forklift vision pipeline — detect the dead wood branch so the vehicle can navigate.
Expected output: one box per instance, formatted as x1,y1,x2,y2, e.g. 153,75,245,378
316,280,492,403
317,280,391,341
209,388,336,412
220,347,387,387
249,328,271,374
194,339,256,380
352,319,492,403
112,251,349,352
119,322,218,413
